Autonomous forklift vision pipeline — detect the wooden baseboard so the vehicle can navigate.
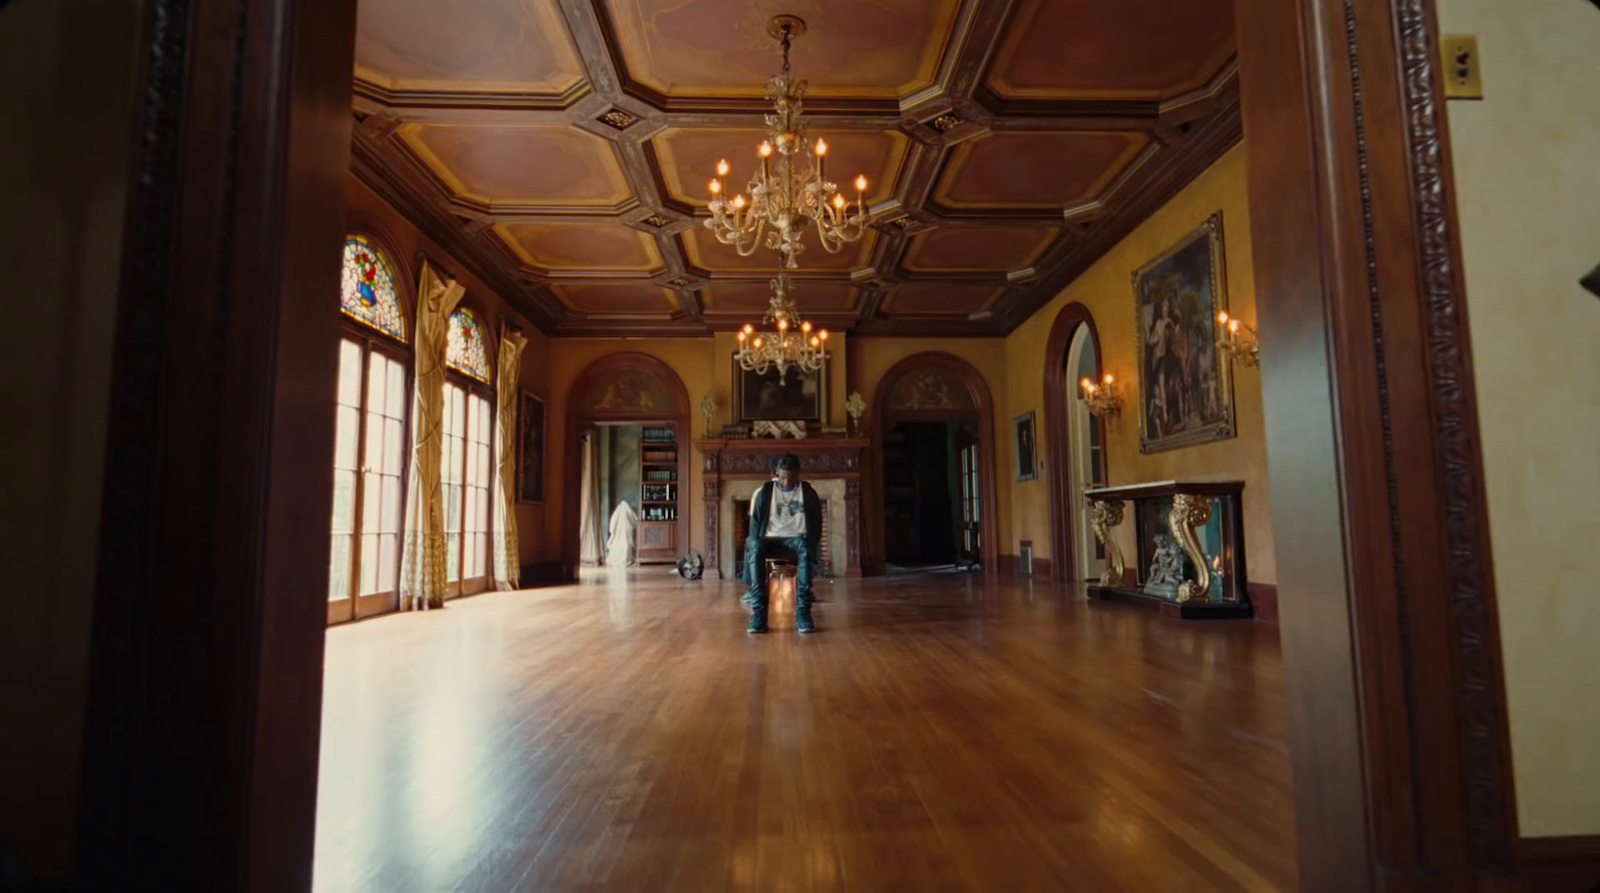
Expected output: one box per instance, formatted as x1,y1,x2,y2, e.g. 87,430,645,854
998,554,1051,577
1248,582,1279,624
1521,836,1600,893
518,561,567,587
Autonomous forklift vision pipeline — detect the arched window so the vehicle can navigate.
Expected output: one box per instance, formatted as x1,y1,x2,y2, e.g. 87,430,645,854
328,234,411,623
339,235,407,342
441,307,494,595
445,308,489,382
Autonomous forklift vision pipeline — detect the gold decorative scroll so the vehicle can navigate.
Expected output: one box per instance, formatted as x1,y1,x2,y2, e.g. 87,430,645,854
1088,498,1126,587
1170,493,1215,603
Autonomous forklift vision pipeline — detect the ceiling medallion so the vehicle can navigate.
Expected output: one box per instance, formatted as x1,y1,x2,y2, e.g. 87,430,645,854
597,108,638,130
704,14,870,270
931,114,962,132
734,270,829,383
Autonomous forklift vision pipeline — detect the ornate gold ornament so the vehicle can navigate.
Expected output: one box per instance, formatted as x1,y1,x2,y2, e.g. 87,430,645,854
1170,493,1216,603
1088,497,1126,587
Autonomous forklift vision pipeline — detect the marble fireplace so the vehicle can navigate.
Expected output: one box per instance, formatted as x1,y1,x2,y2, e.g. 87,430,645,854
693,438,868,581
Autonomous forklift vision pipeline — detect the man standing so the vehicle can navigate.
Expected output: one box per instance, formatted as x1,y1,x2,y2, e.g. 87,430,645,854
741,453,822,634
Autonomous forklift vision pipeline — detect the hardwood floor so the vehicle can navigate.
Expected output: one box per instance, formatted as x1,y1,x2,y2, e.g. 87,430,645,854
315,570,1297,893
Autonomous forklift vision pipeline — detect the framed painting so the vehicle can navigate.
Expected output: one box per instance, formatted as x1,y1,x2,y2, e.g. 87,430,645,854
1133,211,1236,454
516,390,545,503
733,355,827,423
1014,411,1038,482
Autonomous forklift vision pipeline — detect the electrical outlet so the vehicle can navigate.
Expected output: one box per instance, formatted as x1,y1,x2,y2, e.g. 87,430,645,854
1440,35,1483,100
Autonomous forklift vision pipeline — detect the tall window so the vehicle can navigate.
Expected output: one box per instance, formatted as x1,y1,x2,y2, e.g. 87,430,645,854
442,308,493,594
329,236,409,623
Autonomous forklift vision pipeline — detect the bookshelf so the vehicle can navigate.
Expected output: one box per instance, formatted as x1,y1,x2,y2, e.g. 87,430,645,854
637,425,678,564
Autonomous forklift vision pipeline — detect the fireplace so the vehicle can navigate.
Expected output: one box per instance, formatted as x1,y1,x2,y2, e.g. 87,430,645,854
693,438,867,580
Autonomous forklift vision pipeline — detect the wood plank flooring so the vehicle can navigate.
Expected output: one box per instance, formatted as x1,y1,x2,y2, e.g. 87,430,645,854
315,570,1298,893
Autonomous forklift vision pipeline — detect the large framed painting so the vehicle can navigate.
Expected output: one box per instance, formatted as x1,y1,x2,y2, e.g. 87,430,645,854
516,390,545,503
733,355,827,423
1133,212,1235,454
1014,410,1038,482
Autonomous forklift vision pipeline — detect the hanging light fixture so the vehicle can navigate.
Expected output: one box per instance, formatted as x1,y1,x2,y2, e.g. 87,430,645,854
735,271,829,383
704,15,869,270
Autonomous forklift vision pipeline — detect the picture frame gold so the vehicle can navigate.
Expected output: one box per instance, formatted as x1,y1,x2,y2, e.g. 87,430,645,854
1132,212,1236,454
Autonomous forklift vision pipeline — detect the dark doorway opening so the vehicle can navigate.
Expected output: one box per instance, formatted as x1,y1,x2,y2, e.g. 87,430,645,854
883,421,980,573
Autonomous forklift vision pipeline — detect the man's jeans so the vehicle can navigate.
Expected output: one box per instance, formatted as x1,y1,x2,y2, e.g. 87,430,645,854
742,535,813,613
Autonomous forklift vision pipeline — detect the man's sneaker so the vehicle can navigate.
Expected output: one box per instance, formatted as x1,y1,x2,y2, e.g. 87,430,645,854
796,606,815,634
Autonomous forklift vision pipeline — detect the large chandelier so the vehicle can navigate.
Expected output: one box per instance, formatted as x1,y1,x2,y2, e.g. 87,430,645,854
735,271,829,383
704,15,869,270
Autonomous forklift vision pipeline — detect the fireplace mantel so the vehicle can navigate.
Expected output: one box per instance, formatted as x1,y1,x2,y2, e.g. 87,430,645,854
694,437,868,579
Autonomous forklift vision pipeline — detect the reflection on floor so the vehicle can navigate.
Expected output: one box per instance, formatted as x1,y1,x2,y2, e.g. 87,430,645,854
315,571,1297,893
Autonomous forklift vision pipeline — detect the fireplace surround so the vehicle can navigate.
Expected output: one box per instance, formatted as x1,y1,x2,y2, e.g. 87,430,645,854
693,438,868,580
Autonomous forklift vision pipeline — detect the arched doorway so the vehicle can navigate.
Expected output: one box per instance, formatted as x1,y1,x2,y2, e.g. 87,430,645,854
1042,302,1107,584
560,353,691,578
869,352,999,580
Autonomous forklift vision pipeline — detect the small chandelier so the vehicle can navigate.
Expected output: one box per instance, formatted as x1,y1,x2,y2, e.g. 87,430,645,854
735,272,830,383
704,15,869,270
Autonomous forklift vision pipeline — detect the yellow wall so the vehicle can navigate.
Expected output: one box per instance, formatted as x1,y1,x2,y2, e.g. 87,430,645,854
1436,0,1600,837
1001,144,1276,584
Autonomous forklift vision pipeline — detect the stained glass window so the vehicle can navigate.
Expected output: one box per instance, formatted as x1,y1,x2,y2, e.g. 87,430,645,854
339,236,406,341
446,308,490,383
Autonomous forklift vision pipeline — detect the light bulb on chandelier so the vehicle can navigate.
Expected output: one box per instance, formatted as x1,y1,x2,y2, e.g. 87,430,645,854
703,15,870,270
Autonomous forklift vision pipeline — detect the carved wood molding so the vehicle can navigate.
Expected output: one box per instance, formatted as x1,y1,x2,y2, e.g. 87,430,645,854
1392,0,1516,869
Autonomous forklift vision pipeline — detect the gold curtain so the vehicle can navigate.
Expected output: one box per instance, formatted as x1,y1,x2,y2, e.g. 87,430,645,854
398,260,464,610
492,322,528,591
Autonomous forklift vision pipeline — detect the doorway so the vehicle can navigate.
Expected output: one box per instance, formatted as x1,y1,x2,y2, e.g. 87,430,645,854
882,421,981,573
75,0,1530,889
580,424,681,568
1064,325,1106,582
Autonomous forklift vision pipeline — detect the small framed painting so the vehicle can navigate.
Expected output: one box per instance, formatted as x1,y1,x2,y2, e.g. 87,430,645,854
516,390,545,503
1014,410,1038,482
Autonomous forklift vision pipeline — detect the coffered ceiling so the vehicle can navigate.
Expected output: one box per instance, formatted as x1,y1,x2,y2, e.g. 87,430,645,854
350,0,1242,336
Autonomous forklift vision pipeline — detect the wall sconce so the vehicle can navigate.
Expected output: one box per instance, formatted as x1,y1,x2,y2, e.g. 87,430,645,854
1216,311,1261,367
1079,374,1121,419
698,393,718,438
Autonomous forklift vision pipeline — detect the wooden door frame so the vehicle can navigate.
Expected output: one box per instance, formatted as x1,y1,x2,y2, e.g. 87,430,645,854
1233,0,1519,888
867,352,1000,582
71,0,1534,890
559,352,692,578
1041,302,1107,584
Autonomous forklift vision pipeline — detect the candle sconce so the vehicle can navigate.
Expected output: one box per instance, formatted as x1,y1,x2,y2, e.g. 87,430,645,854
1216,311,1261,367
1079,374,1122,419
844,390,866,437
